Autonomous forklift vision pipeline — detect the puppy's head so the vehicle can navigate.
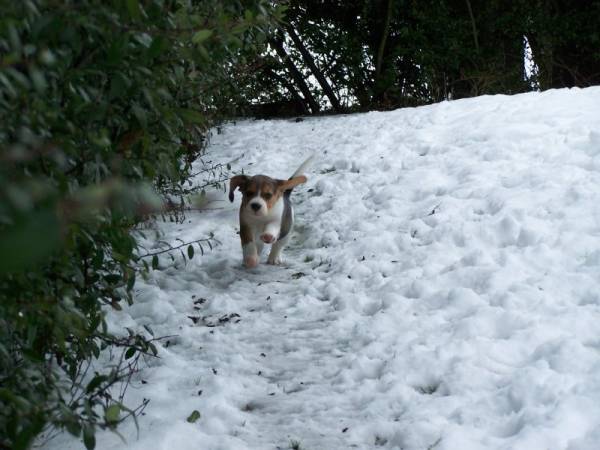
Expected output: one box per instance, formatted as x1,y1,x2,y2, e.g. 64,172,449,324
229,174,307,217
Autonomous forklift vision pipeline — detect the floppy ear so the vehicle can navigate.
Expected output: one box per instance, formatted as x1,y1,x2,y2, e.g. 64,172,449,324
279,175,307,191
229,175,249,202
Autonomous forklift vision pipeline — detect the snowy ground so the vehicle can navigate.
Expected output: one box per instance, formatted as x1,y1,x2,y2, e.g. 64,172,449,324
46,87,600,450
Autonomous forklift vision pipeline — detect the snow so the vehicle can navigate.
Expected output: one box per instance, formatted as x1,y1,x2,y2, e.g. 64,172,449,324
44,87,600,450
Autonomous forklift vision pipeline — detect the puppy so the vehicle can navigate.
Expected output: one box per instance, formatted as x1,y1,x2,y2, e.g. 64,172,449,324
229,156,313,268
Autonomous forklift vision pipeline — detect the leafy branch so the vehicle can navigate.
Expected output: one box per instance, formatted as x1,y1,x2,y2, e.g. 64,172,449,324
136,234,220,270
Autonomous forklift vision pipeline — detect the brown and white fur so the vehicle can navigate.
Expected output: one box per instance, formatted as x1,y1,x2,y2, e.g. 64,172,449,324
229,156,313,268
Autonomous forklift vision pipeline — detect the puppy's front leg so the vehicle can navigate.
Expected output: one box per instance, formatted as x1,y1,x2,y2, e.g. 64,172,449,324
267,234,289,265
240,221,258,268
260,221,281,244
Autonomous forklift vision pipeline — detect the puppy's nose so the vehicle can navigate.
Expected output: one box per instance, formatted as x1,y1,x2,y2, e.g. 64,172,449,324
250,202,261,212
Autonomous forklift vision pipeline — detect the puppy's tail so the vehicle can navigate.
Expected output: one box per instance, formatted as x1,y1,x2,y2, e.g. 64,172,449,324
284,154,314,197
290,153,315,179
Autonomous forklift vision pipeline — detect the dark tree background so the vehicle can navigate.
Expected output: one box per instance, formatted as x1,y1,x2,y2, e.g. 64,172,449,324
242,0,600,115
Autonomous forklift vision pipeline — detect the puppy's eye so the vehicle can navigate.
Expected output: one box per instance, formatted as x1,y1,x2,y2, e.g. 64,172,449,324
263,193,273,200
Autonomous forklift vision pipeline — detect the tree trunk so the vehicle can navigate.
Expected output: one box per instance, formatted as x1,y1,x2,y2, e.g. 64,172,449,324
285,25,343,113
464,0,480,54
264,66,310,115
375,0,394,81
371,0,399,107
270,37,321,114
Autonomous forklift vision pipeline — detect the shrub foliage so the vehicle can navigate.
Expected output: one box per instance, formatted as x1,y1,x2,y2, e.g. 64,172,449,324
0,1,282,448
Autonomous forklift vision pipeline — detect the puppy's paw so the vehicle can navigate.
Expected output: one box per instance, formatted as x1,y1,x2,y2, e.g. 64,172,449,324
260,233,276,244
267,256,281,265
244,255,258,268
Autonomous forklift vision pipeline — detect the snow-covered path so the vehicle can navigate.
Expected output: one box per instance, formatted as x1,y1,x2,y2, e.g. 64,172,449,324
48,88,600,450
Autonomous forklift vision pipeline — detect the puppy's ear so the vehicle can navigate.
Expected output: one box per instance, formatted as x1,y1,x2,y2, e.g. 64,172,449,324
229,175,249,202
279,175,307,192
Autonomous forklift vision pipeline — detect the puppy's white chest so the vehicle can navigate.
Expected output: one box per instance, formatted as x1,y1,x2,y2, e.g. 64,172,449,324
242,197,284,230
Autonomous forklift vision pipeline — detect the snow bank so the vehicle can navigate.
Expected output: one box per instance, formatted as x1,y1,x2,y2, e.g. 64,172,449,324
46,87,600,450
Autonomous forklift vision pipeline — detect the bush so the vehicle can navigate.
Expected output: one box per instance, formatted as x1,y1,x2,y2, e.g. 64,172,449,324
0,1,283,448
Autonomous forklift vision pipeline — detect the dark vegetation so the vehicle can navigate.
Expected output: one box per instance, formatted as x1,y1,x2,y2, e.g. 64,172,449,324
0,0,597,448
244,0,600,113
0,1,283,448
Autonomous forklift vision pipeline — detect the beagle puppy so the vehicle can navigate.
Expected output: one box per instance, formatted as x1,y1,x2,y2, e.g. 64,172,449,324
229,156,313,268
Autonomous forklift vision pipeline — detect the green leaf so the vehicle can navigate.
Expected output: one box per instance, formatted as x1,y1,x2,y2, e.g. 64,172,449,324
83,425,96,450
152,255,159,270
132,104,148,129
143,324,155,337
232,24,247,35
147,36,166,60
91,342,101,358
0,208,61,273
192,30,212,44
126,0,142,20
65,420,81,437
30,67,47,93
107,36,128,65
109,72,130,100
177,108,204,125
105,404,121,423
85,375,108,393
125,347,136,359
196,44,210,61
186,410,201,423
187,245,194,259
126,272,136,290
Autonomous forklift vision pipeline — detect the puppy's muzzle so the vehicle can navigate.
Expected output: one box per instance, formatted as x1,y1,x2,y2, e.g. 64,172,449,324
250,202,262,212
